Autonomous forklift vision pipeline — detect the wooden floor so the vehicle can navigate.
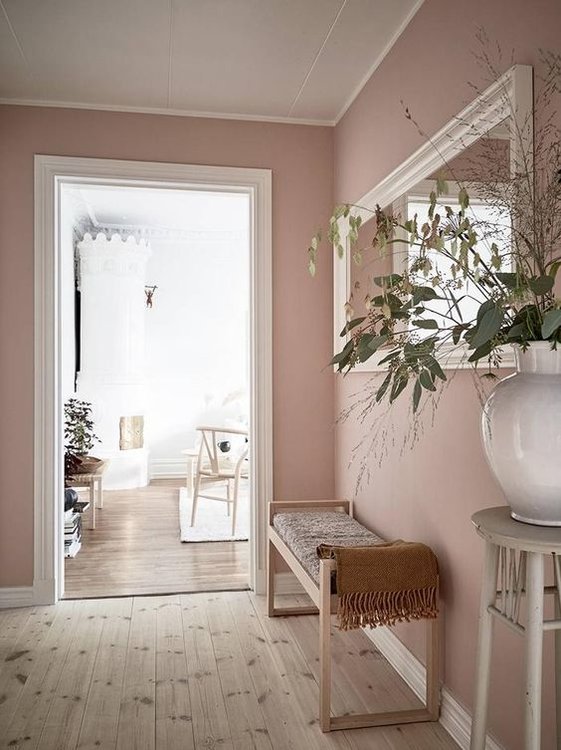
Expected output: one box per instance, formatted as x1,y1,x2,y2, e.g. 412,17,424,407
64,480,248,599
0,591,457,750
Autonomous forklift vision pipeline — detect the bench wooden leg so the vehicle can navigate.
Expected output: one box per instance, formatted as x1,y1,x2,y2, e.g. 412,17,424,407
267,538,275,617
426,612,441,720
319,559,332,731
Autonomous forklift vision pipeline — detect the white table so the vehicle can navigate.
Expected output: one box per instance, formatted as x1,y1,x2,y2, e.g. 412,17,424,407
471,506,561,750
66,460,109,530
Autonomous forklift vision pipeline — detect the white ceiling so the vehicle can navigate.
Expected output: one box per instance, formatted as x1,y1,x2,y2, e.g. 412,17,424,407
0,0,422,124
64,184,250,234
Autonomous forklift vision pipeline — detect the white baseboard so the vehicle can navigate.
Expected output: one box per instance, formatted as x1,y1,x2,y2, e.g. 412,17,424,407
363,626,503,750
149,458,186,479
0,586,35,609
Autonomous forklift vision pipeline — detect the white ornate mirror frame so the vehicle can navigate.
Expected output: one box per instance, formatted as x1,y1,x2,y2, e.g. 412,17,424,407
333,64,534,372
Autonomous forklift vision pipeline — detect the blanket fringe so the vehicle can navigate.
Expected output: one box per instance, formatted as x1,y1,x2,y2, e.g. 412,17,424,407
337,585,438,631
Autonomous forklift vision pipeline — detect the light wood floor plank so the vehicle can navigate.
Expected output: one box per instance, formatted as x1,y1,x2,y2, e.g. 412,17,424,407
115,597,158,750
0,606,64,739
155,596,195,750
35,600,106,750
249,595,351,749
228,591,343,750
1,602,79,750
75,597,133,749
204,592,273,750
180,594,235,749
0,608,34,668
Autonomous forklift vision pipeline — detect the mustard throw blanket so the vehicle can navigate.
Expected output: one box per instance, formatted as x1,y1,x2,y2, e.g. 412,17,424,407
317,540,439,631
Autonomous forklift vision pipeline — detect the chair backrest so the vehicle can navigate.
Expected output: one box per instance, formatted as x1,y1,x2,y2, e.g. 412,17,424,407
195,425,249,476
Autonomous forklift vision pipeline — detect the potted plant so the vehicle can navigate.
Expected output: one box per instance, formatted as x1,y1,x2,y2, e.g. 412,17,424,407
64,398,101,476
309,51,561,526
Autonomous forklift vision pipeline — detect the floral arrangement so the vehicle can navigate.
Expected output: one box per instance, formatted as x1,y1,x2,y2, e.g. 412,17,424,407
64,398,100,474
309,49,561,419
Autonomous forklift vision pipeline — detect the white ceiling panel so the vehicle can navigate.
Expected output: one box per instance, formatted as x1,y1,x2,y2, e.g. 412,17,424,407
290,0,421,121
2,0,170,106
0,0,423,123
0,9,34,97
169,0,342,116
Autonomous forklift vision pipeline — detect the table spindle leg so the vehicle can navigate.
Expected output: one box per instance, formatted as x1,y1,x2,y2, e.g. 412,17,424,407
470,541,500,750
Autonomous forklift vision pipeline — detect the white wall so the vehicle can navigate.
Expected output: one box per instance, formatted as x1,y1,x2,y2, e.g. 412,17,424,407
61,186,250,478
144,214,250,475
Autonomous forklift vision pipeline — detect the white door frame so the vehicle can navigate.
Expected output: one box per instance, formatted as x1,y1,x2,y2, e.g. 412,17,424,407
33,155,272,604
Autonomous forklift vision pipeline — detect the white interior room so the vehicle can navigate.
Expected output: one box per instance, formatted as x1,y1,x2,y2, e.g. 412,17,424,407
60,183,251,597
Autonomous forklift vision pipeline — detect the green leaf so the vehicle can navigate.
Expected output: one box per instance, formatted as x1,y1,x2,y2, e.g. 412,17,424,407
506,322,527,340
436,175,449,196
470,306,504,349
366,334,388,352
412,286,439,304
412,319,439,329
529,275,555,296
458,187,469,210
468,340,495,363
425,356,446,382
548,260,561,279
412,379,422,413
495,272,519,289
452,324,467,344
378,349,400,366
390,374,409,403
329,340,353,368
372,273,402,289
339,317,366,337
541,309,561,339
375,372,392,403
419,369,436,391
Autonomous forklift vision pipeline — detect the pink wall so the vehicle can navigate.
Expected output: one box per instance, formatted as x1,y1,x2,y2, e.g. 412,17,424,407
0,106,335,586
334,1,561,748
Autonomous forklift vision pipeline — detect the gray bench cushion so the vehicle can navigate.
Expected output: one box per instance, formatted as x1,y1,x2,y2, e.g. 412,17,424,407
272,511,384,584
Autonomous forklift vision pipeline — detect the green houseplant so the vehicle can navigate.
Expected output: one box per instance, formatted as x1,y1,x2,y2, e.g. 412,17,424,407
64,398,101,475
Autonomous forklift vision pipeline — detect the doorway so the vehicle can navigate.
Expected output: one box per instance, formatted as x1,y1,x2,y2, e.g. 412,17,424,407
33,156,272,605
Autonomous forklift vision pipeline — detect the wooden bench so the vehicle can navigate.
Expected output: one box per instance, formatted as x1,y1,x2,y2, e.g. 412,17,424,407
267,499,441,732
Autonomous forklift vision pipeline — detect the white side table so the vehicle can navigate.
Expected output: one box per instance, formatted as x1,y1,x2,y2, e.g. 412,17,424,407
180,448,199,496
471,506,561,750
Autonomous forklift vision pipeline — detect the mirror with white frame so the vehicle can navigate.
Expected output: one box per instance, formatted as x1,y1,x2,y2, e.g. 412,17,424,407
334,65,533,372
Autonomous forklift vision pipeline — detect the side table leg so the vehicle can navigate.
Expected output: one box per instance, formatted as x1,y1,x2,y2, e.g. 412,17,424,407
555,586,561,750
89,478,96,530
470,540,499,750
525,551,544,750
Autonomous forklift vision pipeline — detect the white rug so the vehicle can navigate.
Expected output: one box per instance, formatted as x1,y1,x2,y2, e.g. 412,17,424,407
179,486,249,542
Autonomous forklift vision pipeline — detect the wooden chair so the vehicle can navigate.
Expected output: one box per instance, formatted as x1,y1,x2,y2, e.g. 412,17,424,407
190,425,249,535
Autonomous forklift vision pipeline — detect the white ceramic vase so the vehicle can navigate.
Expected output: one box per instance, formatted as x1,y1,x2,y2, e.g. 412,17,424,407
481,342,561,526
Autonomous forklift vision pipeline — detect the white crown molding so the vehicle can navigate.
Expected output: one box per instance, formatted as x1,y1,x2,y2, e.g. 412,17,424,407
364,626,504,750
0,97,335,127
334,0,425,123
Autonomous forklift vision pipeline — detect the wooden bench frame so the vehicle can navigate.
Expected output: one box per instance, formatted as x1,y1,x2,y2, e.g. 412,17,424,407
267,500,441,732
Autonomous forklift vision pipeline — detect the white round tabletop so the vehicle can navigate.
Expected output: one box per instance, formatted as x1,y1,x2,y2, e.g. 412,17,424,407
472,506,561,554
